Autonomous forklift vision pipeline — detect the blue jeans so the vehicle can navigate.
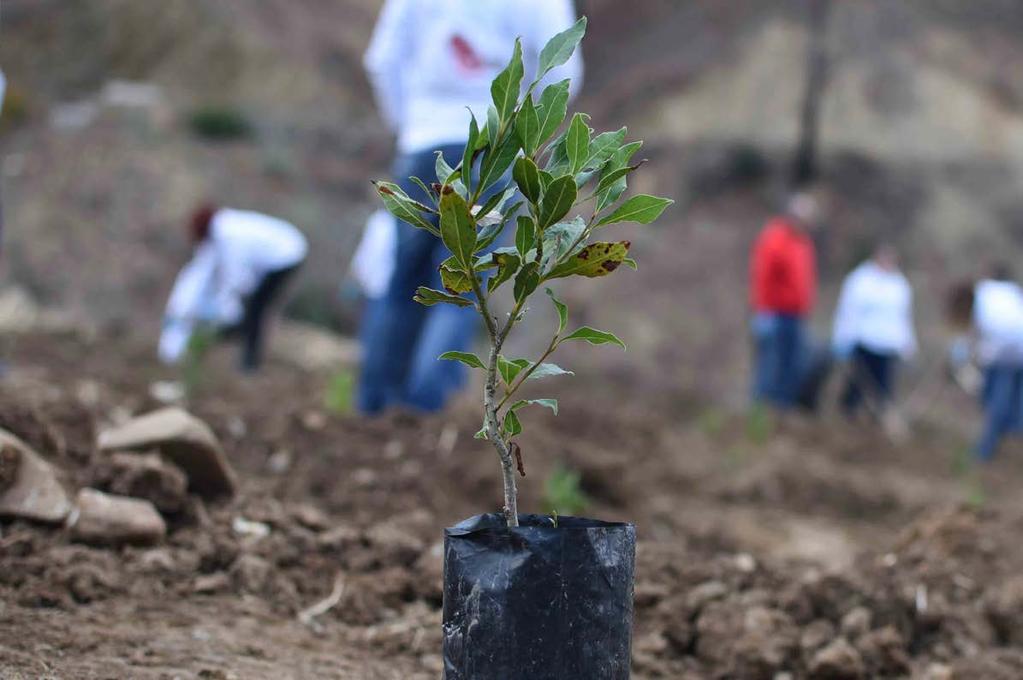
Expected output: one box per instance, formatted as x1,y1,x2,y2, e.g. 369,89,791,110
357,144,479,415
752,313,806,408
841,345,896,416
977,363,1023,461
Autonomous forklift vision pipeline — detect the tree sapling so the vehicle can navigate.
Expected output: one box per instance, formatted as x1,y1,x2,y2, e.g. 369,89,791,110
374,17,672,527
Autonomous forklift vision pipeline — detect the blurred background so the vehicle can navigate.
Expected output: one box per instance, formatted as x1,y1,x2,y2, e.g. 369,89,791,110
3,0,1022,409
4,2,1023,678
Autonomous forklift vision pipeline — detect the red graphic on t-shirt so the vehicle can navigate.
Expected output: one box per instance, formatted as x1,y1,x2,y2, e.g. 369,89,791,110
450,35,485,73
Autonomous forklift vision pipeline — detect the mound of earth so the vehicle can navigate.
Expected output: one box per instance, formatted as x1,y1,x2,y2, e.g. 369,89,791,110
2,330,1023,678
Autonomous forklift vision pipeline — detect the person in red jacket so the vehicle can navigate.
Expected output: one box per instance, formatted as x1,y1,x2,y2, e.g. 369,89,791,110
750,192,820,407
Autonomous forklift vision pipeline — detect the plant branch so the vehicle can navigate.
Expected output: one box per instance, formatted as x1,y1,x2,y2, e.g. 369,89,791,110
471,269,519,527
496,333,559,412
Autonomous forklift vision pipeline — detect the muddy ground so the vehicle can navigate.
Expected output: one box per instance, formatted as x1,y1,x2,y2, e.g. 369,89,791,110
3,329,1023,679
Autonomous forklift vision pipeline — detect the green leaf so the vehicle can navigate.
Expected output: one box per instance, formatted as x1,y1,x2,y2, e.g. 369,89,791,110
540,217,586,275
492,38,524,123
537,17,587,80
439,189,477,270
510,398,559,415
439,258,474,294
560,326,626,350
538,170,555,192
546,288,568,333
538,176,578,229
414,287,474,308
499,356,531,385
476,214,508,253
596,195,674,227
513,157,542,204
586,128,627,170
477,186,517,224
565,113,591,175
503,410,523,437
623,257,638,270
410,176,438,207
544,133,571,176
596,141,643,212
374,181,439,236
536,80,570,146
487,249,521,294
462,113,480,188
478,133,521,196
515,216,537,259
593,163,642,197
529,362,574,380
513,261,540,303
516,94,541,156
436,153,458,184
547,241,631,280
439,351,486,370
474,426,488,440
486,105,501,147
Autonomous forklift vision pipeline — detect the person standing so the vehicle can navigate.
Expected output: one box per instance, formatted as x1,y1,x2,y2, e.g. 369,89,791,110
831,244,917,418
359,0,583,415
749,192,820,408
966,266,1023,460
159,205,307,372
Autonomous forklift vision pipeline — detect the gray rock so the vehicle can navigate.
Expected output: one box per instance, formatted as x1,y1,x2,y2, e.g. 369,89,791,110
0,428,73,523
97,408,235,498
809,637,865,680
69,488,166,546
94,452,189,513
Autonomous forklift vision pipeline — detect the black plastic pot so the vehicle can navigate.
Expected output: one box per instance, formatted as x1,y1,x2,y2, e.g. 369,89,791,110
442,513,636,679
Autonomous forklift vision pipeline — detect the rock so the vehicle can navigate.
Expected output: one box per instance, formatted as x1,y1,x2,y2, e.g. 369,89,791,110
194,572,231,594
800,619,837,655
93,452,188,513
855,626,910,676
97,408,235,498
839,606,872,639
809,638,865,680
686,580,729,612
138,548,177,573
230,554,271,593
0,429,72,523
290,503,329,531
68,489,166,546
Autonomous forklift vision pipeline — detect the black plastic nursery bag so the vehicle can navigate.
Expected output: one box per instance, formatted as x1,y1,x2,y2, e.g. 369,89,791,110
443,513,636,679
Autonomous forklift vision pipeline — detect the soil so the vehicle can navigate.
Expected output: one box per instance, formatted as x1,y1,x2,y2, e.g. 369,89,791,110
3,329,1023,679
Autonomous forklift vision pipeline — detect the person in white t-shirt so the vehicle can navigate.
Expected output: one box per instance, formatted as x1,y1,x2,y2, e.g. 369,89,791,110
358,0,583,415
946,264,1023,460
160,204,307,372
831,244,917,416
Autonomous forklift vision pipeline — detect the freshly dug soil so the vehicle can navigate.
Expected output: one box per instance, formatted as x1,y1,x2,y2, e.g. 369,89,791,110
3,330,1023,679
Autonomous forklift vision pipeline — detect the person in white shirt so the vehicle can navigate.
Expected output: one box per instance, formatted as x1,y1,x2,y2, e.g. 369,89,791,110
946,265,1023,460
358,0,583,415
832,244,917,417
160,205,307,372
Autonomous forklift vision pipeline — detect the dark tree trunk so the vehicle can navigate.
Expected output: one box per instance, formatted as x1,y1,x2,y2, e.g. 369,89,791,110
792,0,833,188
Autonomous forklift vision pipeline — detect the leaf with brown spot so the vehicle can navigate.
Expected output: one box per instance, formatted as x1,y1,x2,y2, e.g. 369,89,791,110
545,241,631,280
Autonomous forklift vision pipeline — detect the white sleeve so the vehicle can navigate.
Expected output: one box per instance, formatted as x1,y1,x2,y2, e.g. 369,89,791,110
364,0,415,134
523,0,585,100
165,244,218,322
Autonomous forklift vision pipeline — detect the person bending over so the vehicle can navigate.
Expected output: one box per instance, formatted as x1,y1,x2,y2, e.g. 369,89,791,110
160,204,307,372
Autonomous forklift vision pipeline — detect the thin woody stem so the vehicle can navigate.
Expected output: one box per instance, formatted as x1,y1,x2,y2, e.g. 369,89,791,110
471,274,519,527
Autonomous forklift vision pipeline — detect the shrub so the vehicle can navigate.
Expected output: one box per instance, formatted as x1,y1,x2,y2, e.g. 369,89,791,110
187,105,253,141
